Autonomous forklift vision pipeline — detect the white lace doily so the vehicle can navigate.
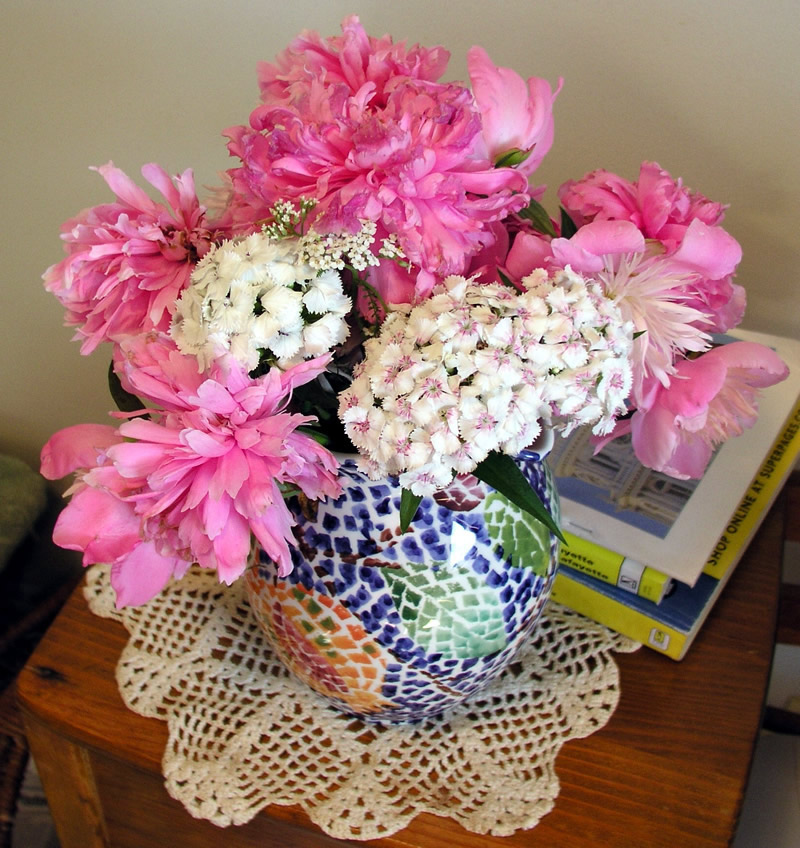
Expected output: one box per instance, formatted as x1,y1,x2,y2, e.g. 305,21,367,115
84,563,639,840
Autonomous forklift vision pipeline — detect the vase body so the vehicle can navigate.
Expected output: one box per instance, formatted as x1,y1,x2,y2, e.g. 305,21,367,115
245,448,560,723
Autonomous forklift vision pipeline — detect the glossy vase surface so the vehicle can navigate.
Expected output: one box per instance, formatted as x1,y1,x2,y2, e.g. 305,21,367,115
245,447,560,723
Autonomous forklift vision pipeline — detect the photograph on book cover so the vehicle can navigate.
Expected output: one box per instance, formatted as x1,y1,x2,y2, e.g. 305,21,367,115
550,430,700,540
550,327,800,586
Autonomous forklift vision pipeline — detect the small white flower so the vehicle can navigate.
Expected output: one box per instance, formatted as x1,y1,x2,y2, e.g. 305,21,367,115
399,460,454,497
250,313,282,347
338,269,634,489
270,330,304,362
302,312,348,356
303,270,348,314
171,226,360,372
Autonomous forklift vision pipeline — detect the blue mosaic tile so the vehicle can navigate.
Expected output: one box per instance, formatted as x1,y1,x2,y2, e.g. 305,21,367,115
245,450,560,723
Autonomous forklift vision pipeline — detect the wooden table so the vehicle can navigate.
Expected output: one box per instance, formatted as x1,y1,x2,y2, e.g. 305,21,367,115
16,494,785,848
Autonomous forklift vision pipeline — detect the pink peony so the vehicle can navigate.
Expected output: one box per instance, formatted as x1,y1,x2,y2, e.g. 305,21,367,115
40,422,189,606
558,161,727,242
467,45,559,176
256,14,450,108
44,163,224,354
224,17,529,296
558,162,744,333
626,342,789,478
41,336,342,606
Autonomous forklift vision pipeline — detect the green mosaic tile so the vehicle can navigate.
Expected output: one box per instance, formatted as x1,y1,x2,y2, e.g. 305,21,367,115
383,564,506,659
483,491,551,576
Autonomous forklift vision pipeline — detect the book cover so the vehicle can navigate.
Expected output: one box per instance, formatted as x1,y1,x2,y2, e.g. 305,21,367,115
548,328,800,587
551,395,800,659
558,531,673,603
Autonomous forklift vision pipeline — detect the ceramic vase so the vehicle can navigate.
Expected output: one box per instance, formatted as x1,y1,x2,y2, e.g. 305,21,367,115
245,442,560,723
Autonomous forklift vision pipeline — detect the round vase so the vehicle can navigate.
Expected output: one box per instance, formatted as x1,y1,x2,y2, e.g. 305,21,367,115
244,445,560,723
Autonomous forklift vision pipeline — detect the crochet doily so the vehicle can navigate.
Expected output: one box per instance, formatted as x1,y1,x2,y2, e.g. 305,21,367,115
84,563,639,840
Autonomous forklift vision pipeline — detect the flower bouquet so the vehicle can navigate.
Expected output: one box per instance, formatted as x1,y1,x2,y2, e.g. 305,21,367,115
40,16,788,718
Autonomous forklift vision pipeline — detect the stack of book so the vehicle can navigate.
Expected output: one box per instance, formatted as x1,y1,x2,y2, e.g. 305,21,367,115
549,328,800,660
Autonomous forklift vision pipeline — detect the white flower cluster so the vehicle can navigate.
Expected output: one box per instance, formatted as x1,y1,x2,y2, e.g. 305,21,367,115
338,270,634,496
263,199,404,273
302,222,381,273
171,230,352,371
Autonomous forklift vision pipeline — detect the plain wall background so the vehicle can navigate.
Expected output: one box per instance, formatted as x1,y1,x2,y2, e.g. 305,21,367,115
3,0,799,472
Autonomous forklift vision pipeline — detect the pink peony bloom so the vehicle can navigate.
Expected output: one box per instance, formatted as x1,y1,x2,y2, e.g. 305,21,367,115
43,163,224,354
467,46,559,176
256,14,450,108
558,162,744,333
224,17,529,288
627,342,789,478
558,161,727,241
40,421,187,606
111,336,342,580
41,336,342,606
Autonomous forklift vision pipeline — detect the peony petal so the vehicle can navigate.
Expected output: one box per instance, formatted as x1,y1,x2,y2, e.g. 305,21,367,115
183,429,230,458
670,219,742,280
630,404,681,474
118,417,183,445
109,440,172,478
702,341,789,387
212,446,250,500
190,380,239,416
52,486,141,567
94,162,158,214
40,423,119,480
211,511,252,584
110,540,183,608
250,498,296,577
203,492,231,540
664,356,728,418
551,220,645,273
506,232,553,279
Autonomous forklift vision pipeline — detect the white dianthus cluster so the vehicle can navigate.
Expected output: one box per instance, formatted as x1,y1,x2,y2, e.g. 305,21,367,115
171,230,353,371
338,269,634,496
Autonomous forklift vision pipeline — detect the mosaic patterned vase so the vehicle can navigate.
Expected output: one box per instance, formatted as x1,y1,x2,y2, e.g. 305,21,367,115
244,444,560,723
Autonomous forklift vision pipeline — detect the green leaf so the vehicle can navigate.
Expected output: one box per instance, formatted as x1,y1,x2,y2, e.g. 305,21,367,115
399,488,423,532
473,452,565,543
497,269,516,289
518,198,557,238
494,147,531,169
560,207,578,239
107,362,147,416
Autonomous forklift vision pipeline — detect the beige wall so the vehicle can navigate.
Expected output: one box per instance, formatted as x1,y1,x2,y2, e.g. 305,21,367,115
3,0,799,471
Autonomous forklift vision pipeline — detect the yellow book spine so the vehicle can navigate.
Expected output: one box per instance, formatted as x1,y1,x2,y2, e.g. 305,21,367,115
559,532,672,603
551,572,687,659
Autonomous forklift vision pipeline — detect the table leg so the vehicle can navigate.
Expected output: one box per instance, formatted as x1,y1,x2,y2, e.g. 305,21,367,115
23,712,108,848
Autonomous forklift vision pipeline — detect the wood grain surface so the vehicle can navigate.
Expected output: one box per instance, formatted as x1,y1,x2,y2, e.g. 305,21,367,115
16,494,785,848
